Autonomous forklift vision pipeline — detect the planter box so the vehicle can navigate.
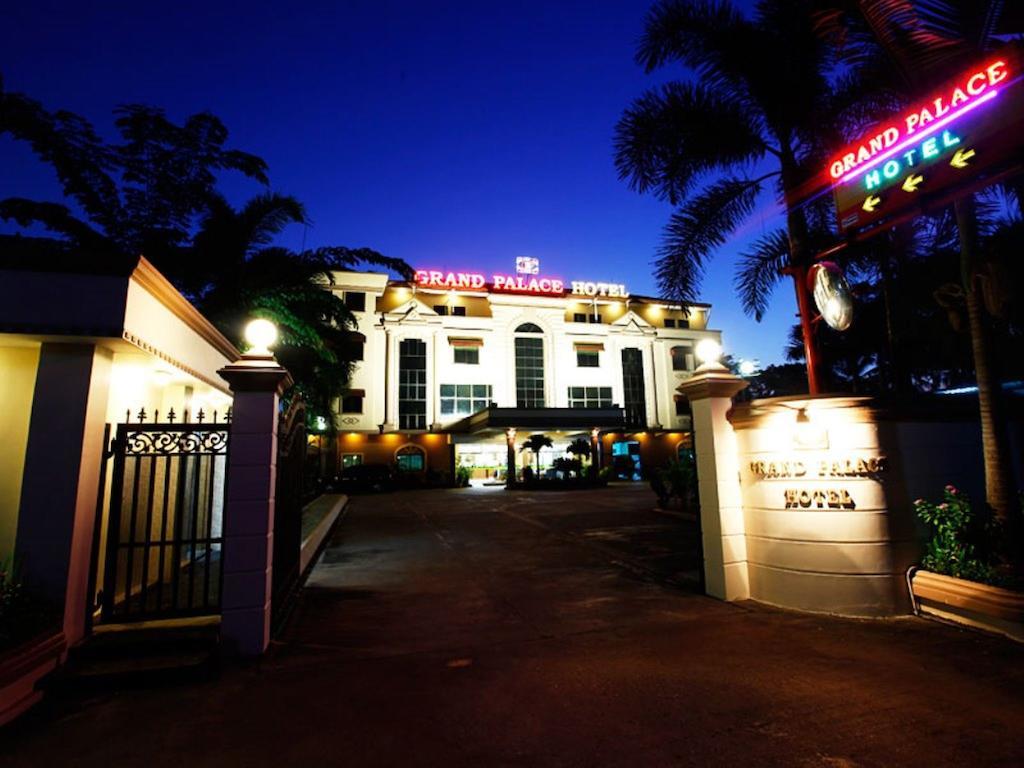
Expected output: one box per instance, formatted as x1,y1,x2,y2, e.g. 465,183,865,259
0,631,66,726
910,569,1024,643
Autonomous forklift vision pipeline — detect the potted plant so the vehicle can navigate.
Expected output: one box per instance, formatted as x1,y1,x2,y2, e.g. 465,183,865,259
908,486,1024,642
0,560,65,725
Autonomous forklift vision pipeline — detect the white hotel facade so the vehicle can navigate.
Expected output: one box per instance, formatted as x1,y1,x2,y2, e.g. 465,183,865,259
329,264,723,479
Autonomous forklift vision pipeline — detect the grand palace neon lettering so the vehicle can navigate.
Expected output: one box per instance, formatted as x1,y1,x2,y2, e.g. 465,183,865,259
828,59,1009,182
413,269,628,298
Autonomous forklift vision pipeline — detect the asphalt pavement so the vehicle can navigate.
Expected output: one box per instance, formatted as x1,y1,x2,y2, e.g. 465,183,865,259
3,484,1023,767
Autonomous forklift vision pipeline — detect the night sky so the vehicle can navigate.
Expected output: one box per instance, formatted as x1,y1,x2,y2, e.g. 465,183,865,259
1,0,790,364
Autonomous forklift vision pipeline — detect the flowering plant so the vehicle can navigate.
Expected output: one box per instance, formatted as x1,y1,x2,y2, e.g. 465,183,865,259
914,485,1001,586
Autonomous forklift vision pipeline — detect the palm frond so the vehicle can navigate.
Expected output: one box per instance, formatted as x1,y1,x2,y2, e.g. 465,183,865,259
734,228,791,321
655,177,766,305
311,246,414,280
637,0,752,93
614,82,768,204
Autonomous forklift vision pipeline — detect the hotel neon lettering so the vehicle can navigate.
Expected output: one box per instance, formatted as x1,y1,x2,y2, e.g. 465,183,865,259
828,59,1008,182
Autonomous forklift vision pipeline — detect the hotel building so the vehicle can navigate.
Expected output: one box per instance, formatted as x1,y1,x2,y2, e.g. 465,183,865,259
328,264,722,481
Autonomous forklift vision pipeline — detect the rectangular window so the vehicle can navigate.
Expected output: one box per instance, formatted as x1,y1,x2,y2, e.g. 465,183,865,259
664,318,676,328
621,348,647,428
573,312,587,323
341,453,363,469
433,305,449,316
671,345,694,371
678,318,690,329
341,395,363,414
344,291,366,311
398,338,428,430
588,314,602,324
452,305,466,316
345,342,364,361
440,383,492,416
675,399,690,416
576,350,599,368
454,347,479,365
568,386,613,408
515,336,545,408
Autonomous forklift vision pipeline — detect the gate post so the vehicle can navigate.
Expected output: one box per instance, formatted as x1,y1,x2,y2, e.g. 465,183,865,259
676,369,749,602
218,354,293,657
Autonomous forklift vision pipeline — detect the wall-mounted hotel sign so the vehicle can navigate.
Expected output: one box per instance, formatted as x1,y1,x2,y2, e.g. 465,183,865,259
414,269,629,299
830,54,1024,233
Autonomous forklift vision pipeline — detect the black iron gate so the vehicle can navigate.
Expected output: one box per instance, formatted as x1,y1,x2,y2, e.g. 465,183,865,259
96,410,230,623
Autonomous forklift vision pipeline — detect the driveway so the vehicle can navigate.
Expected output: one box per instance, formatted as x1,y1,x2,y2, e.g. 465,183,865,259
3,485,1023,767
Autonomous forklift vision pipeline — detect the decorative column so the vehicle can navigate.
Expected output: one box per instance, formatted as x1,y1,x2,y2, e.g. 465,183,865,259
218,353,293,657
676,368,749,601
380,327,396,432
644,341,662,430
16,343,112,646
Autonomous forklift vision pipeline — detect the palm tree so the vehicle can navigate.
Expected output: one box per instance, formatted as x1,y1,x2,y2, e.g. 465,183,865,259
566,437,593,478
816,1,1022,525
567,438,592,465
188,194,412,424
615,0,875,393
0,81,413,428
520,434,554,476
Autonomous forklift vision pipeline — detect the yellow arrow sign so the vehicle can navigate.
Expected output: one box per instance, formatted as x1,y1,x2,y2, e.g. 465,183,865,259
951,148,976,169
863,195,881,213
902,174,924,193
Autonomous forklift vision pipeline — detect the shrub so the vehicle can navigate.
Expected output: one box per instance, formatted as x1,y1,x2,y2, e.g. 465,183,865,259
455,465,472,487
651,454,697,511
914,486,1002,586
0,559,58,651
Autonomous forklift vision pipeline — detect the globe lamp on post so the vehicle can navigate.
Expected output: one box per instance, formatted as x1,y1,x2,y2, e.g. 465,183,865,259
695,338,725,372
244,318,279,358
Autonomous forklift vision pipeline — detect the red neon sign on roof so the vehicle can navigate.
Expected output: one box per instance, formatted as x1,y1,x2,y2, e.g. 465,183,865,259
828,59,1009,183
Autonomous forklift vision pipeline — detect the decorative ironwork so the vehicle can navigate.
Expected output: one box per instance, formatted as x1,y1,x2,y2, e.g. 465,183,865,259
122,427,229,456
95,413,231,623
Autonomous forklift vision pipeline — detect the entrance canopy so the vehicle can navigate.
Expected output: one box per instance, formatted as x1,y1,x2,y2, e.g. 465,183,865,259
447,406,626,435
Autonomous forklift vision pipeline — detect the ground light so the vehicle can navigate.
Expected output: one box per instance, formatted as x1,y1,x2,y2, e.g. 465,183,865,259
244,318,278,356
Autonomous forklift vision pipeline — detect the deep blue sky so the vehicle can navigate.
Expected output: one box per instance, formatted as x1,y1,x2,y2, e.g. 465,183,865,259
1,0,792,364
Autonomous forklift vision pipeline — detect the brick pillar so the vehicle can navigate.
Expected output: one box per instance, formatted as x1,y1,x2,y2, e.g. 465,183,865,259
676,369,749,601
218,355,293,657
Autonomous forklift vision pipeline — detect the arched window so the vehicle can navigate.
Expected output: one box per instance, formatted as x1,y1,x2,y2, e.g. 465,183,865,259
514,323,545,407
395,444,426,472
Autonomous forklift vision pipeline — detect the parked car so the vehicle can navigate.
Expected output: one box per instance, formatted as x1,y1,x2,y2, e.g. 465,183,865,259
333,463,394,493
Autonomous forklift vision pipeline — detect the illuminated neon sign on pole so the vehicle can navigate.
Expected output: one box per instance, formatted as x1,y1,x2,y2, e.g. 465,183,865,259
829,55,1024,233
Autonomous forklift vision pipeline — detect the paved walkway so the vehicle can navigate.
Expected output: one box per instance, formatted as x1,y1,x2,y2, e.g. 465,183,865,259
3,485,1024,767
